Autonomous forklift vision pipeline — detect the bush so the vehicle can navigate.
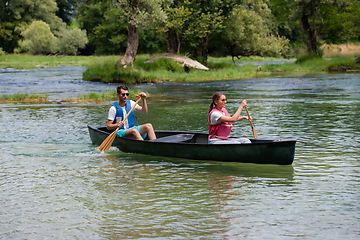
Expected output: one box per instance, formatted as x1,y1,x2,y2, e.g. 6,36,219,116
139,58,184,72
0,47,5,56
295,53,322,64
83,60,156,84
56,27,89,55
16,21,57,54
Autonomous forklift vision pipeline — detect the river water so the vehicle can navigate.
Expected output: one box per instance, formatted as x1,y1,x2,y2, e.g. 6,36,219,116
0,66,359,239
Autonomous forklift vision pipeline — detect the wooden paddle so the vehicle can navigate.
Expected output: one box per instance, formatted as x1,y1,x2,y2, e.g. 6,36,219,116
245,106,257,139
98,96,142,151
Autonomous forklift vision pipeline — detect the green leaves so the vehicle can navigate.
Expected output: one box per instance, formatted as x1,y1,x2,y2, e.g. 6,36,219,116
16,20,57,54
56,27,89,55
223,1,289,58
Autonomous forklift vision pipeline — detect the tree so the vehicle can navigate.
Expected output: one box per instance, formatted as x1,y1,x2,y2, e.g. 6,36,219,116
161,1,192,54
269,0,360,55
0,0,65,53
114,0,167,68
55,0,80,24
56,26,88,55
223,1,289,62
16,20,57,54
182,0,225,64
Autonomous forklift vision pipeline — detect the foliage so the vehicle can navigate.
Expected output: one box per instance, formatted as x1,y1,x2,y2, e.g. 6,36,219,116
223,1,289,59
0,22,20,53
0,47,5,56
116,0,167,27
327,57,360,71
138,58,184,72
0,0,67,53
316,1,360,44
55,0,80,24
16,21,57,54
268,0,360,54
76,0,167,55
82,59,156,84
295,53,322,64
56,26,89,55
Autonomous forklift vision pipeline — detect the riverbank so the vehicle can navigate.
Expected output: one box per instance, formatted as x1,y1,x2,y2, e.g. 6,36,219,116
81,55,359,84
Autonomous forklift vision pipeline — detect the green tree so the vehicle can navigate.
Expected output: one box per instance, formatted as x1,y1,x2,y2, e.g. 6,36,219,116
55,0,80,24
114,0,168,68
269,0,360,55
16,20,57,54
0,0,65,53
56,26,88,55
223,0,289,62
76,0,113,54
161,1,192,54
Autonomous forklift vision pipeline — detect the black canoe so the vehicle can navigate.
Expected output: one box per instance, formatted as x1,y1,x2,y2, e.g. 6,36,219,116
88,125,296,165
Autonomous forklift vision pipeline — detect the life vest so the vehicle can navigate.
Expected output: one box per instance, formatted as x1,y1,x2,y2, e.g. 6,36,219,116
112,100,136,129
208,108,232,140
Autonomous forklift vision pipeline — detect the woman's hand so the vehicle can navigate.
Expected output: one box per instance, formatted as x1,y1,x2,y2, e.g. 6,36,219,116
240,100,247,109
243,116,252,122
237,116,252,122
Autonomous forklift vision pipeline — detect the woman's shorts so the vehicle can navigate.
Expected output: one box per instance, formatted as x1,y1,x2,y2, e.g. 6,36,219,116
116,126,147,139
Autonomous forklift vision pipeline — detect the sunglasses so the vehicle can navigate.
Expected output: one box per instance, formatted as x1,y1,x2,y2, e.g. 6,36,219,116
121,93,129,97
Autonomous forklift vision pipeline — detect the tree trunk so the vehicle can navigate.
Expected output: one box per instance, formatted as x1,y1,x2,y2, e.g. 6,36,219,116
201,34,209,65
301,13,319,55
167,30,177,54
115,23,139,68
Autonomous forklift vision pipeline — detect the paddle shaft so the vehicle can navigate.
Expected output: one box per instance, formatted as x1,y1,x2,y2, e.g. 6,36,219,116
245,106,257,138
99,96,142,151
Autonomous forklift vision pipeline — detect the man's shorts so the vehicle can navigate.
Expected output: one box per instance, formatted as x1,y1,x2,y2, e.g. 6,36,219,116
116,125,147,139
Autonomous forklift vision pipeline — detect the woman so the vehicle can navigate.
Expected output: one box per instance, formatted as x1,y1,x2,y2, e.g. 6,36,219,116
208,92,252,144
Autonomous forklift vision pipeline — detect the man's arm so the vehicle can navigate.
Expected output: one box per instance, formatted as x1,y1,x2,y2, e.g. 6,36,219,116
135,92,148,113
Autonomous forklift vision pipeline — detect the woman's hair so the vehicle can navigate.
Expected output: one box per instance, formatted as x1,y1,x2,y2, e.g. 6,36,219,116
208,92,224,113
117,85,129,94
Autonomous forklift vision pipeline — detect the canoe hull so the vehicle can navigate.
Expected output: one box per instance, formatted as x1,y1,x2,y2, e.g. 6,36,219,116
88,125,296,165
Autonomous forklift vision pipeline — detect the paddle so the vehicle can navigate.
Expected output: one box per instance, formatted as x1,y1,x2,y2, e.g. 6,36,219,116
245,106,257,138
98,96,142,151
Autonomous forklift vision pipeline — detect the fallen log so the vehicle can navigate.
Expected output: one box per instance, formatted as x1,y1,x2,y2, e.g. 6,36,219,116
143,53,209,70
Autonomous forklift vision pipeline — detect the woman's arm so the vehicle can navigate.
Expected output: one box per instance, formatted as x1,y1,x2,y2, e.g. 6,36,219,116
218,100,247,123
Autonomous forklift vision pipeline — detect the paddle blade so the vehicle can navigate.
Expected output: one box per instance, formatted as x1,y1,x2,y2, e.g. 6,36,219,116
98,129,118,151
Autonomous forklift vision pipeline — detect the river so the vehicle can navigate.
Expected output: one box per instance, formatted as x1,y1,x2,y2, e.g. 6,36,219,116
0,66,359,239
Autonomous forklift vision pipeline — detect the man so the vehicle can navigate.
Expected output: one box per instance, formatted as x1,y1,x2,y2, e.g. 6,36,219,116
107,85,156,140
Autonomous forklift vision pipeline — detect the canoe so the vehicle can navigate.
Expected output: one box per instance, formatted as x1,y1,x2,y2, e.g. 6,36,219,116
88,125,296,165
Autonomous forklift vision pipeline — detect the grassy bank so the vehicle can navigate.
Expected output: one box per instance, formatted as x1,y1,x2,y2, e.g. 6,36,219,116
0,54,120,69
83,55,360,84
0,92,49,103
0,53,286,69
1,53,359,85
0,90,143,103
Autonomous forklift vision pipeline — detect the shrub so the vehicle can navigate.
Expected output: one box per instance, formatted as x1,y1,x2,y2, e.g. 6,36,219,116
83,60,156,84
295,53,322,64
56,27,88,55
0,47,5,56
16,21,57,54
139,58,184,72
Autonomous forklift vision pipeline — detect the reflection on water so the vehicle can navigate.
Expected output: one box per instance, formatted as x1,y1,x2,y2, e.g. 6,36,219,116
0,67,359,239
